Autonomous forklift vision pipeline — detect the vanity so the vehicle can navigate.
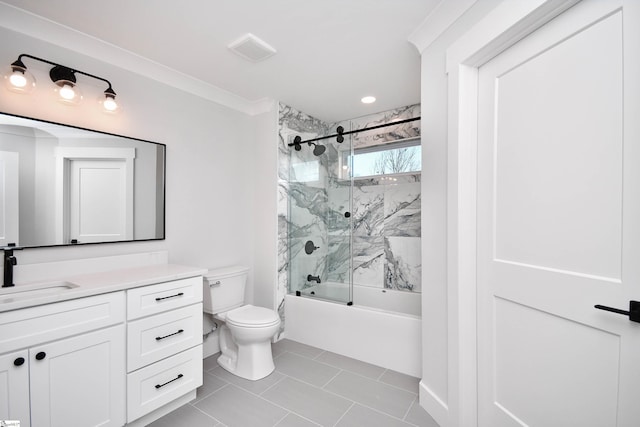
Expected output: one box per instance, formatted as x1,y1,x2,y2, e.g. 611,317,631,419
0,107,201,426
0,262,206,427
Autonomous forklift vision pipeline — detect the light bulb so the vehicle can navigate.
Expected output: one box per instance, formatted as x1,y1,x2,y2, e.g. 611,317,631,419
54,81,82,105
59,84,76,100
103,96,118,112
361,96,376,104
9,72,27,88
3,65,36,94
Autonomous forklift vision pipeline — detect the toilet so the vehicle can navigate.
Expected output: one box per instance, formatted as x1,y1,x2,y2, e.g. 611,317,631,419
203,266,281,381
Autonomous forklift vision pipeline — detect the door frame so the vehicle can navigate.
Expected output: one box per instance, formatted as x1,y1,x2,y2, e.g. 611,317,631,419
444,1,580,426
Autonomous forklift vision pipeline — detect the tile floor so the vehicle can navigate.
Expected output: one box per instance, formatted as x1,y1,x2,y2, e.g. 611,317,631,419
150,339,440,427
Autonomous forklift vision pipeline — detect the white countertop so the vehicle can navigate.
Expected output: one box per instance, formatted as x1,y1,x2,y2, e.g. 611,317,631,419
0,263,207,313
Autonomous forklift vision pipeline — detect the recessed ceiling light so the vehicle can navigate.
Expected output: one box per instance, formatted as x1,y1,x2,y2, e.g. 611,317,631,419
361,96,376,104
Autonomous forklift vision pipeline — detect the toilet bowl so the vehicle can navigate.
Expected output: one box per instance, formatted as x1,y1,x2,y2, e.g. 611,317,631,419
215,305,281,380
203,266,281,381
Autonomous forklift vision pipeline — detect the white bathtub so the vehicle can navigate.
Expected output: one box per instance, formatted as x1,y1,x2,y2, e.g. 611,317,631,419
284,290,422,377
299,282,421,317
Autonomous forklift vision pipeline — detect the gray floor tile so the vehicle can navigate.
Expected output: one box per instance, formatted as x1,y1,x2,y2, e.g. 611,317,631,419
325,371,416,419
275,351,340,387
336,404,414,427
275,413,321,427
404,401,440,427
195,384,288,427
148,403,220,427
314,351,386,380
272,339,324,359
194,371,229,403
262,377,352,426
379,370,420,394
210,365,285,395
203,354,220,372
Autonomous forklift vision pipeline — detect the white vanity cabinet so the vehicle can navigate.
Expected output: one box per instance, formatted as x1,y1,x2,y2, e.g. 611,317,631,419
0,292,126,427
125,276,203,423
0,349,30,426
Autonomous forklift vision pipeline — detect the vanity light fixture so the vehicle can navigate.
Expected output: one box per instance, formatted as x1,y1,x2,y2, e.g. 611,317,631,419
4,54,120,113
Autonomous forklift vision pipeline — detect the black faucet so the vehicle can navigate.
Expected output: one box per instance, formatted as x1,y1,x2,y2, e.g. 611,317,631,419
307,274,321,284
3,248,18,288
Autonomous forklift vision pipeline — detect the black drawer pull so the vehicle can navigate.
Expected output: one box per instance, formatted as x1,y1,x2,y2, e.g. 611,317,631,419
35,351,46,360
155,292,184,301
14,357,25,366
156,329,184,341
155,373,183,389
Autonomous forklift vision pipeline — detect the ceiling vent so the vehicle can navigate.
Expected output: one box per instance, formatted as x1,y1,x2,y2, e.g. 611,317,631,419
228,33,277,63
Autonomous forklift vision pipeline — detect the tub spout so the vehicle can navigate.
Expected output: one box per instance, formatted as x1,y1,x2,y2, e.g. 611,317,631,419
307,274,321,284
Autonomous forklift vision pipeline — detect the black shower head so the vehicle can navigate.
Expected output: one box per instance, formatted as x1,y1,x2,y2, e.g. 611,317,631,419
313,144,326,156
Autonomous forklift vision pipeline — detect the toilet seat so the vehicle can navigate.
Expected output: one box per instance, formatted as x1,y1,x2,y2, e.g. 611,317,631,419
226,304,280,328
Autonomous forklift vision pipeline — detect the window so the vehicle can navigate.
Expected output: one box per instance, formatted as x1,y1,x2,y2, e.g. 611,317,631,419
341,137,421,178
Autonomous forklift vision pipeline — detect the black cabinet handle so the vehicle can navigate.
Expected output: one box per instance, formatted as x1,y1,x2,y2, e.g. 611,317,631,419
155,373,183,389
155,329,184,341
594,300,640,323
14,357,25,366
155,292,184,301
35,351,46,360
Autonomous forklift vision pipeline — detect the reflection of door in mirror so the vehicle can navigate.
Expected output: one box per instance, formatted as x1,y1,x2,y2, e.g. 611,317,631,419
0,151,19,246
70,159,132,243
55,147,134,244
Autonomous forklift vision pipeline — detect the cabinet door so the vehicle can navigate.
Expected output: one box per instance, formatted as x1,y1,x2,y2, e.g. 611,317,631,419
0,350,30,427
30,325,126,427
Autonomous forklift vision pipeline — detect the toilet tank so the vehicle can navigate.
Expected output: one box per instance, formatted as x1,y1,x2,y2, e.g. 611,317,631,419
203,265,249,314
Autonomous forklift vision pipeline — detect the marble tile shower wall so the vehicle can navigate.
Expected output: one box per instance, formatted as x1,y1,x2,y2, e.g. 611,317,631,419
276,103,421,318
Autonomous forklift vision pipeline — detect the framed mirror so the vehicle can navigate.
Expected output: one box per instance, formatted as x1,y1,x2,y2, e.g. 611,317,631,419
0,112,165,248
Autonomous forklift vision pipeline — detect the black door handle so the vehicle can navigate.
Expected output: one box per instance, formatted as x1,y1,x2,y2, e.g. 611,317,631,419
14,357,25,366
35,351,46,360
594,300,640,323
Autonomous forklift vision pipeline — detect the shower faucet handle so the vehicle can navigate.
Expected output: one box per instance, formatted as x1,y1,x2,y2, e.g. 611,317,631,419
305,240,320,255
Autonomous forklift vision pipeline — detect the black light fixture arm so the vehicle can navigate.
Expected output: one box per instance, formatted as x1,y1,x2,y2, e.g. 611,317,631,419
287,116,420,147
14,53,116,94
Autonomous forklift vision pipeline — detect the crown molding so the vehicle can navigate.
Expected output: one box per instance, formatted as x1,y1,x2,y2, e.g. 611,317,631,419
408,0,478,54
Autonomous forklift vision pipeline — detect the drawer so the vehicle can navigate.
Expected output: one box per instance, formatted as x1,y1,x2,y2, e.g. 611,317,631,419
127,276,202,320
126,345,203,423
127,303,203,371
0,292,125,354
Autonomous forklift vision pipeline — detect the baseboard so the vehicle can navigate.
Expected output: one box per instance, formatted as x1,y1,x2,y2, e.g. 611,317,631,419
419,380,449,427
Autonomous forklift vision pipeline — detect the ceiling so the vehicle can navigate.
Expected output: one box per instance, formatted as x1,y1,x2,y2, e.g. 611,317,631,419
0,0,438,123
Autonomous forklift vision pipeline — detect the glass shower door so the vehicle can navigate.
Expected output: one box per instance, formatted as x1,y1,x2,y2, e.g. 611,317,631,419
288,130,352,305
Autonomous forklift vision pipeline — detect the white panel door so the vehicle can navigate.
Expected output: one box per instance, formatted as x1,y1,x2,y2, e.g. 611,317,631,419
0,151,19,246
69,159,131,243
477,1,640,426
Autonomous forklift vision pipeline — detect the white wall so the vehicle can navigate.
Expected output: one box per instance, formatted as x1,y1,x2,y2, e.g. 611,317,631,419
0,25,258,295
251,105,279,310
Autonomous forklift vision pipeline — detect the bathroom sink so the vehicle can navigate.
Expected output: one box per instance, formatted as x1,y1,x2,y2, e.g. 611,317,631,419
0,281,79,304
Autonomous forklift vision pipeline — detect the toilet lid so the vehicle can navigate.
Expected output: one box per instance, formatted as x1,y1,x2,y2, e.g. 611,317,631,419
226,305,280,327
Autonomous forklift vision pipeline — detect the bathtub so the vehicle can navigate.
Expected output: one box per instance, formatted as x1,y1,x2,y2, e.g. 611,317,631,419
299,282,421,317
284,284,422,377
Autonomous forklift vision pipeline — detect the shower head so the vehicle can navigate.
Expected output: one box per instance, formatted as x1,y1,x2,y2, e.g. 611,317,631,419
313,144,326,156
